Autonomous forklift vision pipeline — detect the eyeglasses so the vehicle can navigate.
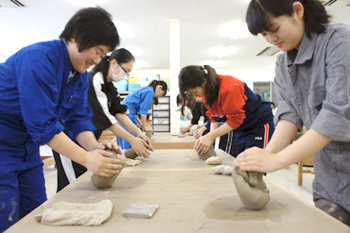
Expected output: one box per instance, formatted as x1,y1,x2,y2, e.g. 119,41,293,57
118,63,130,78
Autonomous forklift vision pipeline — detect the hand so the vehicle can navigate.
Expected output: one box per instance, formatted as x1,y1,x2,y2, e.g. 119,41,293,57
233,147,283,173
137,133,154,151
144,123,153,133
93,140,122,155
194,135,213,155
180,127,189,134
130,137,151,158
85,149,123,177
194,126,206,139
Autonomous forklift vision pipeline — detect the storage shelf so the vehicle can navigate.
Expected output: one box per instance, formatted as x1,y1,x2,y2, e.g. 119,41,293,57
152,96,170,132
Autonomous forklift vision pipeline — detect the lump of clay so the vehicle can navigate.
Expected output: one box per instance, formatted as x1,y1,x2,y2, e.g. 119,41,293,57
124,148,138,159
212,165,233,175
91,149,123,189
206,156,223,165
198,144,216,160
232,167,270,210
145,131,153,138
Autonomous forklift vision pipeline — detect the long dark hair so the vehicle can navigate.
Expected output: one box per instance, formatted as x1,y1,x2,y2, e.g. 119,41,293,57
148,80,168,95
246,0,331,38
59,7,119,52
92,48,134,80
148,80,168,105
178,65,219,109
176,94,195,116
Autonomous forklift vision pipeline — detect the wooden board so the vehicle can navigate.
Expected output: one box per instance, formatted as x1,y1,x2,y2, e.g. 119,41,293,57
151,132,195,149
6,150,349,233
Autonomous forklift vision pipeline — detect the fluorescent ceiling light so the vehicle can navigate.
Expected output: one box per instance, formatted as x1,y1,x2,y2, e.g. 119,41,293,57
210,45,238,57
113,21,133,39
202,60,226,68
133,60,148,69
221,21,251,40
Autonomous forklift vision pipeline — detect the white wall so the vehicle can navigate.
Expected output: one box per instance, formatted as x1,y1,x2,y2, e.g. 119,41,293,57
215,68,275,90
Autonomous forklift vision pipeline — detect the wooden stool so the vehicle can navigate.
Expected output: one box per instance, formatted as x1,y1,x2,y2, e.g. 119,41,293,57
41,156,56,169
298,155,314,186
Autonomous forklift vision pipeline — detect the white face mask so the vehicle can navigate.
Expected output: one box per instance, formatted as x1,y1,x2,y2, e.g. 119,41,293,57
112,64,127,82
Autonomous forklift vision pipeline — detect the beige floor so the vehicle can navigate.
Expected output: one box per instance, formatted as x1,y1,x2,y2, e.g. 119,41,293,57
44,163,315,206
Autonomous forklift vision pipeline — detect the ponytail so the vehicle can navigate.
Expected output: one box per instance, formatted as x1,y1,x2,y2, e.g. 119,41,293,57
148,80,168,96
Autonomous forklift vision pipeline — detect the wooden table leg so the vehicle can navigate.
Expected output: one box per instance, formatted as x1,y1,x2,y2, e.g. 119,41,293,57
298,160,303,186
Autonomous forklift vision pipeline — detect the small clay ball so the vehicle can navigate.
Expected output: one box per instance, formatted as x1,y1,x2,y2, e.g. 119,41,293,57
124,148,138,159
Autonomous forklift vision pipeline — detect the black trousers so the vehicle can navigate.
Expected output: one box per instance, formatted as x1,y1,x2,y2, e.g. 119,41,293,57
53,151,87,192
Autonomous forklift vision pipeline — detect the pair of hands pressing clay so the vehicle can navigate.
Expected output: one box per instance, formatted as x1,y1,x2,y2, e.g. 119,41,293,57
197,144,216,160
91,149,124,189
232,167,270,210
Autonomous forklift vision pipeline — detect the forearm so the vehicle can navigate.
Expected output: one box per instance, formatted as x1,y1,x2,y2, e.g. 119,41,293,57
207,123,233,140
75,131,99,151
115,113,142,135
210,122,219,132
140,115,147,129
185,124,194,131
265,120,298,153
109,123,136,142
47,132,89,166
276,128,331,167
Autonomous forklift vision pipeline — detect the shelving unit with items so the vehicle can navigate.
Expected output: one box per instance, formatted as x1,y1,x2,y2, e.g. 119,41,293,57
152,96,170,132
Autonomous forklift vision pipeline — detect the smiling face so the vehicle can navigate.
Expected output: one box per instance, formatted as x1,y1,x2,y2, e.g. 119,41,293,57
66,38,110,73
260,3,305,51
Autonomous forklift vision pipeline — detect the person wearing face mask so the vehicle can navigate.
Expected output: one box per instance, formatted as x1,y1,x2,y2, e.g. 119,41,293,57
117,80,168,149
53,48,153,192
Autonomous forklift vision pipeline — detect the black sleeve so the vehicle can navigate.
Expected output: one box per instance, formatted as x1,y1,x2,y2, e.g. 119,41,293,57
191,102,202,124
108,85,128,115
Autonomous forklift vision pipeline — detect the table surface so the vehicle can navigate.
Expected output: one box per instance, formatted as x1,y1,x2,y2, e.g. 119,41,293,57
151,132,195,142
6,150,349,233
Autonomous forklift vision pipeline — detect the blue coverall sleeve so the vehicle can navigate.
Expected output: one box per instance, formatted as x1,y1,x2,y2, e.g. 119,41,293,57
16,51,64,145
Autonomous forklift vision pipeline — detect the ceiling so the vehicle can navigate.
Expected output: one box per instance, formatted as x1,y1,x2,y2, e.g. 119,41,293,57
0,0,350,71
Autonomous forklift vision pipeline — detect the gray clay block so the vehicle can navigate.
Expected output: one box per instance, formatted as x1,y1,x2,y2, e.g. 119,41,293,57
90,149,123,189
124,148,138,159
198,144,216,160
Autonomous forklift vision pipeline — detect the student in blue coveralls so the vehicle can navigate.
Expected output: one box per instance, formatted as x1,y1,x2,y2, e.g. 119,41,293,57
0,7,122,231
234,0,350,226
53,48,153,192
178,65,274,157
117,80,168,149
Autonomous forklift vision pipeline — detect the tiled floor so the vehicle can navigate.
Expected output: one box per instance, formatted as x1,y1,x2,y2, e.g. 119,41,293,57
44,163,315,206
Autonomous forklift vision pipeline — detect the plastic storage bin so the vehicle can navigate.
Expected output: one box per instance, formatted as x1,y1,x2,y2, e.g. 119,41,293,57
128,84,141,91
113,79,128,92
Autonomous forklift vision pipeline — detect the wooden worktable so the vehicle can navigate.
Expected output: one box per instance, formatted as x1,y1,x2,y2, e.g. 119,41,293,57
151,132,195,149
6,150,349,233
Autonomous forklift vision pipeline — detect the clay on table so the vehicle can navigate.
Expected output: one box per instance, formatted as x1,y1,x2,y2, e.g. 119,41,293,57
124,148,138,159
232,167,270,210
90,149,123,189
198,144,216,160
